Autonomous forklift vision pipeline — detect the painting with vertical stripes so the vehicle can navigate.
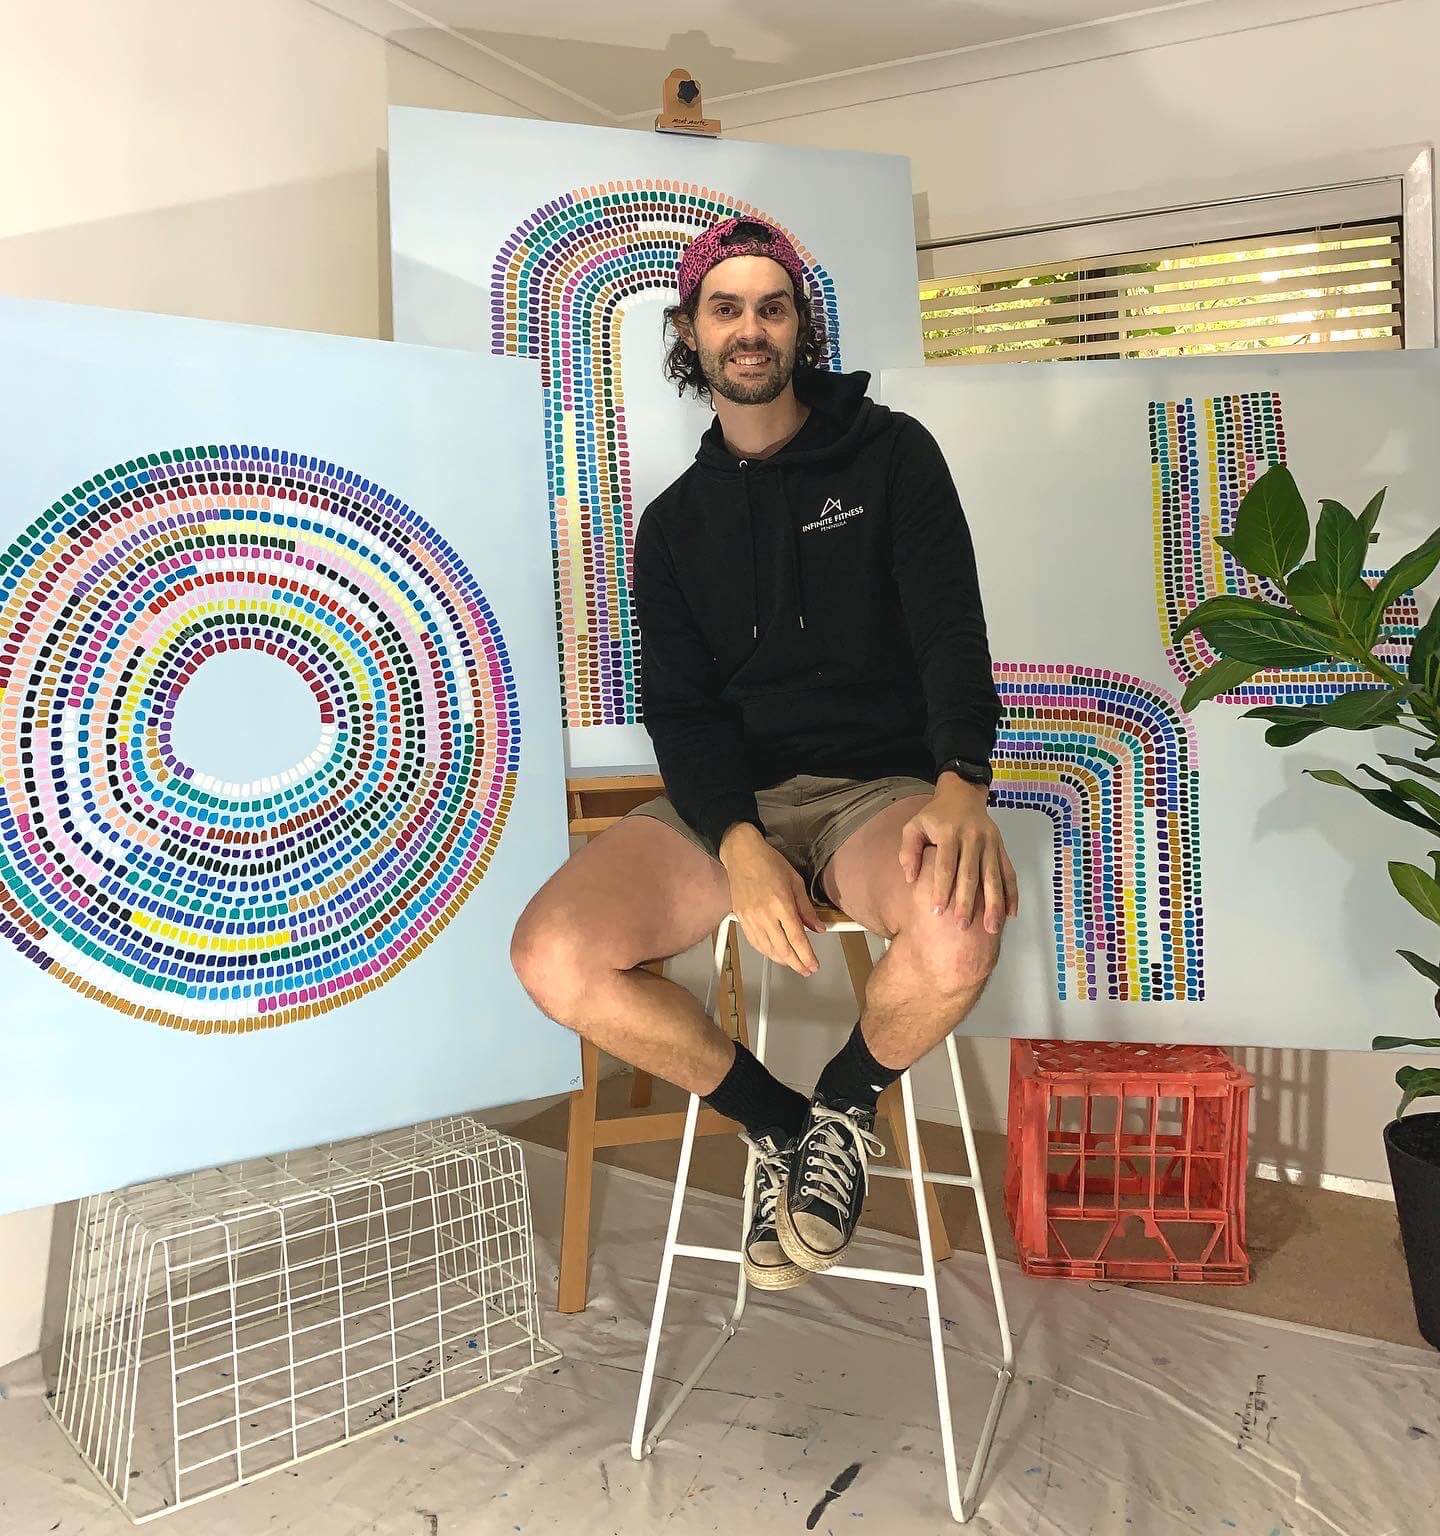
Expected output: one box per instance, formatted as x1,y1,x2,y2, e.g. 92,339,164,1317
881,353,1440,1048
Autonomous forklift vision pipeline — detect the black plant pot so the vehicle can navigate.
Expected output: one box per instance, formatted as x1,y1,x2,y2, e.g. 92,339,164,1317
1385,1111,1440,1349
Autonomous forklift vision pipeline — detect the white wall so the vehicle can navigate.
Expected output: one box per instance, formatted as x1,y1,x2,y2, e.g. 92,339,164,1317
0,0,533,1371
730,0,1440,1195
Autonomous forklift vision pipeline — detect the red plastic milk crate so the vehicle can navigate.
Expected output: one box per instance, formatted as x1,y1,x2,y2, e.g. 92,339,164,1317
1004,1040,1253,1284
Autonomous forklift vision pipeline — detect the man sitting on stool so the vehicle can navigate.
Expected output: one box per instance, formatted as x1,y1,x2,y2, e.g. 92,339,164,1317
511,216,1018,1291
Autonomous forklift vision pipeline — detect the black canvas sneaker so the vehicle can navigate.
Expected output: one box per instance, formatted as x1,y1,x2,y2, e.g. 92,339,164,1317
776,1095,885,1273
739,1129,809,1291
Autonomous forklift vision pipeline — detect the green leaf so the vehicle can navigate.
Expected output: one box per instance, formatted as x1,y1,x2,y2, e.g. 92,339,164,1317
1390,860,1440,924
1392,777,1440,820
1315,500,1368,594
1380,752,1440,785
1357,765,1440,824
1407,602,1440,692
1374,1024,1440,1046
1396,1065,1440,1117
1180,657,1262,712
1265,720,1330,747
1285,562,1367,631
1244,705,1328,724
1243,704,1335,746
1215,464,1310,582
1396,956,1440,992
1316,687,1409,729
1367,528,1440,639
1203,610,1336,668
1358,488,1386,544
1173,594,1287,645
1281,569,1331,624
1304,776,1440,834
1174,595,1334,667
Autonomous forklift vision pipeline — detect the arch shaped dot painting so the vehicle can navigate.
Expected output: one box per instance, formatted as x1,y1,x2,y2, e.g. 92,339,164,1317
0,446,520,1034
991,663,1203,1004
1151,391,1419,705
491,181,841,731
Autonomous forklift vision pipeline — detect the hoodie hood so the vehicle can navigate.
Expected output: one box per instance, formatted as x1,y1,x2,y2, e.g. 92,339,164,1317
693,366,889,474
691,367,893,638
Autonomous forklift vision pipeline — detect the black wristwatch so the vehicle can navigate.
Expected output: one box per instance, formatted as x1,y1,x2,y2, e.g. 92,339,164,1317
937,756,993,788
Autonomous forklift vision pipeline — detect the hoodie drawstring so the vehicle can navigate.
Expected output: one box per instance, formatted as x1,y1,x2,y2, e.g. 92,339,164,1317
778,469,806,631
738,460,759,640
738,459,806,640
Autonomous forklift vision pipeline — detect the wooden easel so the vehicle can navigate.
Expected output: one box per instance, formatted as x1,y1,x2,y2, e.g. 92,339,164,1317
558,773,952,1313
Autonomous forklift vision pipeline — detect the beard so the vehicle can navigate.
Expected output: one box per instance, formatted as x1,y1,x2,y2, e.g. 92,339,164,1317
697,336,797,405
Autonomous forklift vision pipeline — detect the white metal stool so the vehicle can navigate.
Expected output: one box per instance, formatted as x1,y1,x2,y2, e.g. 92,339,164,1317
630,909,1015,1523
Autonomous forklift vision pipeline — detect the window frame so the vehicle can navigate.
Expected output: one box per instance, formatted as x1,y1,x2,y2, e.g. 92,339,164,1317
917,146,1435,355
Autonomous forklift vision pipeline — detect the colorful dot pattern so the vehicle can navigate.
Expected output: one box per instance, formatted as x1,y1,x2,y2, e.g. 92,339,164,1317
489,181,841,729
1151,392,1418,705
0,446,518,1034
990,662,1202,1003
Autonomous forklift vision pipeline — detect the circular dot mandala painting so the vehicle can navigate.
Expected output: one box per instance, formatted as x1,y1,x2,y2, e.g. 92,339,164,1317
0,445,520,1034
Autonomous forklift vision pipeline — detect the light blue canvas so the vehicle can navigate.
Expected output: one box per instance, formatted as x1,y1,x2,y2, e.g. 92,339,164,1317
0,295,579,1214
881,353,1440,1050
387,106,926,774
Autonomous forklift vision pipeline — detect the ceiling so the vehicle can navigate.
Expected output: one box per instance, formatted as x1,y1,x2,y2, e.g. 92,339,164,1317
395,0,1169,117
309,0,1388,127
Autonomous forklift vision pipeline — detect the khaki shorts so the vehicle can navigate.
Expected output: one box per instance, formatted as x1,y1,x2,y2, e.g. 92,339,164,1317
624,772,936,907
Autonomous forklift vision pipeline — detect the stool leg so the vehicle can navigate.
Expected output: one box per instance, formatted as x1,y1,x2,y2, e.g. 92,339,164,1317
900,1066,966,1521
632,917,751,1460
945,1033,1014,1374
878,1083,953,1261
942,1031,1015,1522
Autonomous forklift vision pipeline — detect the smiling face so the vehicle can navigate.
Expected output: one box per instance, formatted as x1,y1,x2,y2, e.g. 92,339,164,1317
679,255,800,406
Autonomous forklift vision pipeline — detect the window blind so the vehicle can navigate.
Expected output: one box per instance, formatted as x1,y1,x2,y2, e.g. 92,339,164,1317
921,216,1403,365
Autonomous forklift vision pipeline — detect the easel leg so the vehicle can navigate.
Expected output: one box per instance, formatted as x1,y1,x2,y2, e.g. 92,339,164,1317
558,1037,600,1313
837,931,952,1262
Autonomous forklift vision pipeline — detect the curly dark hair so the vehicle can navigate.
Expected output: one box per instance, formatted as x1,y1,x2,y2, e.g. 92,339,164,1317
661,221,831,403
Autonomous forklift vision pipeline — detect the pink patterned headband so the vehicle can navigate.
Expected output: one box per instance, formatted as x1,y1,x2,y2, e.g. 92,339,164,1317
677,216,808,306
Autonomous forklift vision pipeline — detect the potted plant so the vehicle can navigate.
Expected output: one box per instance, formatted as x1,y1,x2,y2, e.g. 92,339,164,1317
1176,462,1440,1346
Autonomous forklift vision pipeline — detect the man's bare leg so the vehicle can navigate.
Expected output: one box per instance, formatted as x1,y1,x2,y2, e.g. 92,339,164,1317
819,794,1005,1068
510,816,739,1094
773,794,1009,1274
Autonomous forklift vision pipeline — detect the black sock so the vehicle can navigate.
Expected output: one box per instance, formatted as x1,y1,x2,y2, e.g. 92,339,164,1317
813,1020,902,1115
703,1041,809,1142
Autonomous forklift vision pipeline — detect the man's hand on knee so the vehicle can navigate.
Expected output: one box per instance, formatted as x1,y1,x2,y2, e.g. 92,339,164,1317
719,824,824,976
898,782,1018,935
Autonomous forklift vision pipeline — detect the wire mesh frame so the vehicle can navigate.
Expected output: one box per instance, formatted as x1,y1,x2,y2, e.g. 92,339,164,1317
47,1117,560,1523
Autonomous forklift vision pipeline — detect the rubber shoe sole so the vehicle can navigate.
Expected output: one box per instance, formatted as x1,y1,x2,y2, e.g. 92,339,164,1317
774,1195,850,1275
742,1246,811,1290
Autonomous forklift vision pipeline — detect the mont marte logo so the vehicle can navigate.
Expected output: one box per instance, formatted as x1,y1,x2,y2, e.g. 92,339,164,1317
801,495,865,534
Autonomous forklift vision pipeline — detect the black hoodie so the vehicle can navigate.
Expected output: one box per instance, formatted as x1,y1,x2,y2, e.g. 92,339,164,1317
632,366,1001,853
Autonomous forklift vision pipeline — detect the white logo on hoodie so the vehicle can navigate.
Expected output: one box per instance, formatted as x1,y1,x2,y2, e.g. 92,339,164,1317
801,496,865,535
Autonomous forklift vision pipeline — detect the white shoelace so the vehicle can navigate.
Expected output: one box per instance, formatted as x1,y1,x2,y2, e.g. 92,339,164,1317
797,1106,886,1209
743,1138,792,1229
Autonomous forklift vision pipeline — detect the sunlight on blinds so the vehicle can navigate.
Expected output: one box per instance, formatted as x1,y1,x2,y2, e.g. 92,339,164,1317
921,221,1403,364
